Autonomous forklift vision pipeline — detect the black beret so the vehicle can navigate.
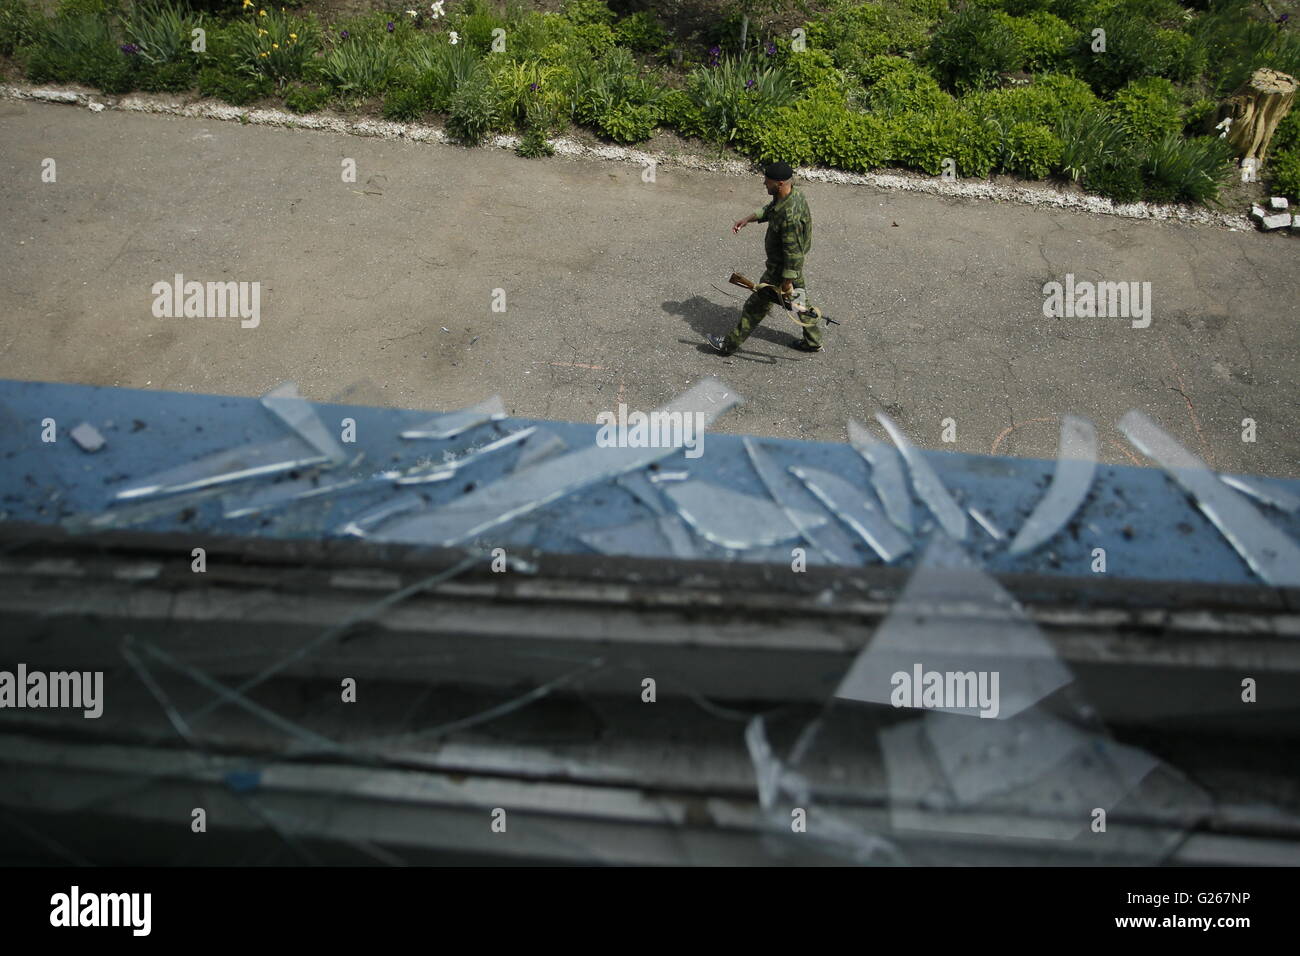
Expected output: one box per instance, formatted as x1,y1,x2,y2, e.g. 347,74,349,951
763,161,794,181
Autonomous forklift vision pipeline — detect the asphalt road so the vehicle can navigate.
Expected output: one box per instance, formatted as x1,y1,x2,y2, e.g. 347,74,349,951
1,99,1297,475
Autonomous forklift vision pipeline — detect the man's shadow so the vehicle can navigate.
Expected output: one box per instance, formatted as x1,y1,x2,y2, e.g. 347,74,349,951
662,294,801,361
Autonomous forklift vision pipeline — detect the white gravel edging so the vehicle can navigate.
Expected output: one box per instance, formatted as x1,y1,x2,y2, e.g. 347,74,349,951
2,83,1257,231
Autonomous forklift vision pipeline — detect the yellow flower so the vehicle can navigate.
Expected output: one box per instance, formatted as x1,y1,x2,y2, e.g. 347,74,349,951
258,9,266,15
259,51,268,57
258,27,267,34
272,42,279,49
242,0,252,7
289,32,297,39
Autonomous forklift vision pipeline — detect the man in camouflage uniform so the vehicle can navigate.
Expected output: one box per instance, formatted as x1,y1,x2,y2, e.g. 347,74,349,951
709,161,822,355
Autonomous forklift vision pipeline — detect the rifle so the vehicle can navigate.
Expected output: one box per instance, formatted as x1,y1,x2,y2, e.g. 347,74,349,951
728,273,840,326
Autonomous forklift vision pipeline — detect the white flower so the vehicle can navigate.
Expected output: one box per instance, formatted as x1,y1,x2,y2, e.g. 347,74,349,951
406,9,418,17
449,30,458,43
429,1,445,18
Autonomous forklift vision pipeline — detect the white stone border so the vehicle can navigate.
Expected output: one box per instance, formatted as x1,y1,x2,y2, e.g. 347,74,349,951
1,82,1259,231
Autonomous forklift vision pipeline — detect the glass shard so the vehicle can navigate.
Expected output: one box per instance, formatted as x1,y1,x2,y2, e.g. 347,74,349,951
114,435,328,501
789,465,912,562
578,518,672,556
1218,473,1300,514
662,479,825,549
334,491,427,537
261,382,348,465
512,428,568,473
875,412,967,540
385,428,535,484
834,534,1074,720
743,438,862,564
648,471,690,483
847,418,913,534
1120,410,1300,588
372,379,741,547
968,507,1004,542
1007,415,1097,556
400,396,507,439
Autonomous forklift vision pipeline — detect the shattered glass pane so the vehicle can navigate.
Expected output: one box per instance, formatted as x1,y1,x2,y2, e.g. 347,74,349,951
1218,473,1300,514
968,507,1004,541
384,427,534,484
662,479,825,549
789,465,912,562
743,438,862,564
847,418,913,534
371,379,741,547
875,412,967,540
512,428,568,473
834,533,1073,719
334,491,427,537
113,435,329,501
261,382,348,465
578,518,672,556
1007,415,1097,556
400,396,507,440
1121,410,1300,588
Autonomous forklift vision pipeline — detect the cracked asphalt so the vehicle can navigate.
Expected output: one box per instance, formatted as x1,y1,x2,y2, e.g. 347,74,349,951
1,99,1297,476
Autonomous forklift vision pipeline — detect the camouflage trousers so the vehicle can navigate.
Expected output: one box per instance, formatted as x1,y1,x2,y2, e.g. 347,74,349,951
722,265,821,352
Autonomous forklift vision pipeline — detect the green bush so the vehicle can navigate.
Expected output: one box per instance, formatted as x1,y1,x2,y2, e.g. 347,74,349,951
1140,133,1231,204
805,0,936,76
613,10,667,54
228,7,319,85
320,41,397,96
1109,76,1182,140
447,74,502,144
23,12,138,93
861,56,950,114
999,11,1075,72
659,87,708,139
198,62,273,104
784,48,844,96
889,105,1000,176
1079,14,1176,94
1269,148,1300,204
1273,110,1300,155
926,5,1024,91
1083,158,1144,202
561,0,614,27
736,103,816,166
1055,107,1128,181
964,75,1100,130
1002,120,1063,177
1190,9,1300,98
686,53,796,146
283,82,331,113
0,0,37,56
799,93,892,171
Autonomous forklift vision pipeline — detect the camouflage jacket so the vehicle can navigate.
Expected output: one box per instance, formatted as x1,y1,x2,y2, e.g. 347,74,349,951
752,187,812,279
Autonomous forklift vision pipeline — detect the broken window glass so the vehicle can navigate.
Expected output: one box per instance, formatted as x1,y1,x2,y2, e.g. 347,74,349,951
1007,415,1097,556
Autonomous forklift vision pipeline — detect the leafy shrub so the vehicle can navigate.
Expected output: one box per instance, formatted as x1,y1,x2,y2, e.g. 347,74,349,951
927,5,1024,91
1079,14,1176,94
1002,121,1063,177
229,7,318,85
999,11,1075,71
395,39,481,114
614,11,667,54
736,103,816,166
1109,76,1182,139
1189,9,1300,98
1273,110,1300,155
0,0,37,56
860,56,950,114
1083,158,1144,201
1269,148,1300,203
784,48,844,96
658,87,707,139
798,92,892,170
561,0,615,27
320,42,397,96
1140,133,1231,204
283,82,331,113
450,0,508,54
685,53,796,146
489,59,561,126
805,0,936,76
197,62,272,104
964,76,1099,130
889,105,1000,176
1055,107,1128,181
447,73,502,144
23,12,138,93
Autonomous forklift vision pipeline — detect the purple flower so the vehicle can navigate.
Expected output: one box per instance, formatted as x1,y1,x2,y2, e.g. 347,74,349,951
120,42,140,55
386,21,395,32
765,42,776,56
340,29,349,39
745,78,755,89
529,82,539,91
708,45,720,54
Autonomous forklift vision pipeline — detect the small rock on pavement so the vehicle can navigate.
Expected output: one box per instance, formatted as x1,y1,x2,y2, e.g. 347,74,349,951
1269,196,1290,211
70,422,106,452
1251,204,1267,220
87,102,105,113
1261,213,1293,230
